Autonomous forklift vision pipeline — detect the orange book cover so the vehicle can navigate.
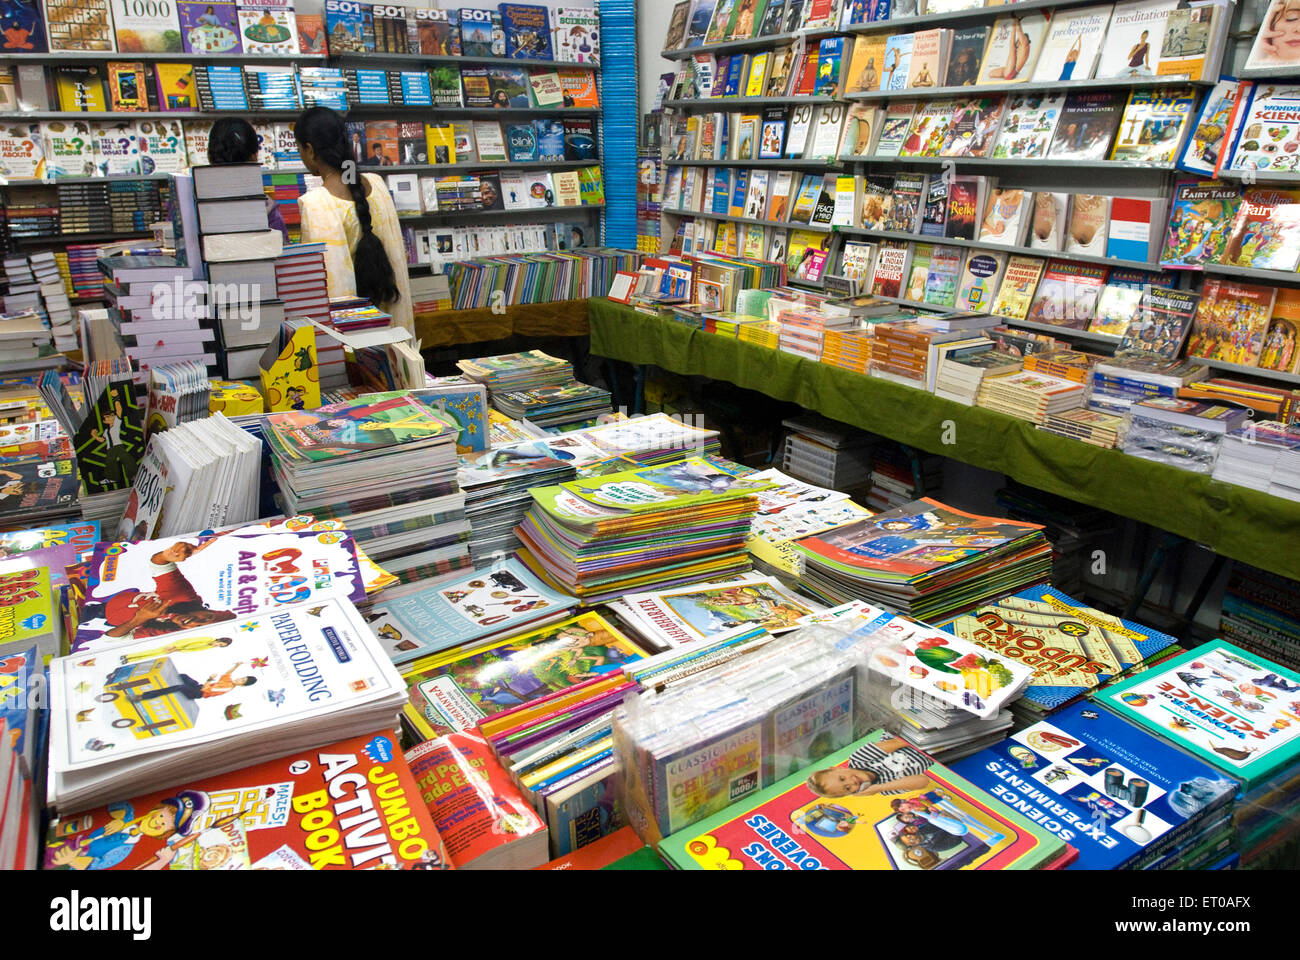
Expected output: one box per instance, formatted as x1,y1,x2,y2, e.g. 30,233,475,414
537,824,644,870
44,732,452,870
405,731,546,868
558,68,599,108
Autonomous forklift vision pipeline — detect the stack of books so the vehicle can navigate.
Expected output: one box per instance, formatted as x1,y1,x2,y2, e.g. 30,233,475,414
458,437,580,564
1040,408,1127,448
1212,420,1300,496
457,350,574,398
0,310,55,371
1219,562,1300,671
197,163,286,380
976,370,1086,425
934,344,1021,406
793,498,1052,623
865,443,943,513
1122,397,1249,475
515,456,769,603
46,598,409,814
1022,348,1100,386
1089,355,1207,415
781,416,876,491
66,243,106,300
99,254,211,373
938,585,1179,727
264,394,470,584
819,325,873,374
491,381,612,428
871,322,972,392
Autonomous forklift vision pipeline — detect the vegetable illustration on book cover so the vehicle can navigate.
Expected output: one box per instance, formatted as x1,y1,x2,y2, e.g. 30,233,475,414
111,0,182,51
1227,84,1300,174
45,731,447,869
661,730,1065,870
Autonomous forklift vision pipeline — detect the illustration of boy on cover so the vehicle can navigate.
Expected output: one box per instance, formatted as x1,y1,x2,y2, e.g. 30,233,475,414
46,789,208,870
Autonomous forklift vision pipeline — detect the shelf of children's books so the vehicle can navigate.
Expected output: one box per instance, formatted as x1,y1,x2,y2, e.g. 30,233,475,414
664,157,843,168
841,0,1083,35
401,203,604,220
1203,262,1300,285
661,27,840,62
1216,168,1300,183
842,154,1177,172
1194,356,1300,386
662,209,832,232
1237,64,1300,80
382,160,596,174
344,105,601,116
663,96,840,108
843,75,1204,101
3,174,173,184
832,225,1161,272
332,52,599,70
3,52,327,63
6,110,299,120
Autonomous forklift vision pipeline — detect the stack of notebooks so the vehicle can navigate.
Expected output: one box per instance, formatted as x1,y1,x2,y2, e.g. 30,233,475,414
937,585,1179,726
976,370,1086,425
264,394,470,584
491,380,612,428
515,456,770,603
197,163,286,379
793,497,1053,623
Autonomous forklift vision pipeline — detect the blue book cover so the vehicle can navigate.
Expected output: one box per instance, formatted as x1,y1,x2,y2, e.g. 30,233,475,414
543,762,624,857
324,0,373,53
498,2,552,59
505,122,537,161
869,0,890,20
730,169,749,214
0,0,48,52
1100,640,1300,793
411,380,487,452
533,118,565,160
352,67,390,104
722,55,745,96
950,702,1239,870
938,585,1176,712
712,168,732,214
398,71,432,106
365,557,576,664
459,6,495,56
205,65,248,110
815,37,844,97
685,0,716,46
0,647,37,775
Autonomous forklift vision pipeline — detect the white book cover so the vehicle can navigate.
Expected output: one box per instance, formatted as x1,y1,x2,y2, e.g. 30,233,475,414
621,574,822,647
50,597,403,774
1065,194,1112,256
386,172,420,215
976,12,1051,85
0,122,45,179
137,119,188,175
785,102,815,158
991,93,1064,159
1247,0,1300,73
92,121,141,176
1094,0,1180,79
808,103,846,159
472,120,507,161
236,0,299,54
1028,191,1068,250
956,250,1009,312
110,0,182,52
839,240,877,285
1029,4,1114,83
745,169,770,220
525,171,556,208
41,120,95,178
183,120,213,167
978,187,1033,246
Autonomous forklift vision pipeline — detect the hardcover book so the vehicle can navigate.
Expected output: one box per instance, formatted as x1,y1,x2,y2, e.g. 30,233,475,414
111,0,181,51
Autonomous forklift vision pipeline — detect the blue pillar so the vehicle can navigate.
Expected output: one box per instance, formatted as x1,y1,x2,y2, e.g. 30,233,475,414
598,0,638,249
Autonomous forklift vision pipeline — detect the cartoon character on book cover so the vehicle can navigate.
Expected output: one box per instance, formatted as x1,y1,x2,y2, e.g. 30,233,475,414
1162,183,1240,267
73,381,145,494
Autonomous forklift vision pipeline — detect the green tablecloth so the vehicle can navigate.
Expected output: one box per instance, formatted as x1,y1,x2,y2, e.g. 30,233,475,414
588,297,1300,582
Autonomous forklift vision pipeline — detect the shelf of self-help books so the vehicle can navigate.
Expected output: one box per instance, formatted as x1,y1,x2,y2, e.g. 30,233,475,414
1202,262,1300,286
662,97,839,109
841,154,1175,173
660,27,840,61
842,75,1206,102
331,52,598,71
666,158,843,168
660,209,833,233
1195,356,1300,388
831,225,1160,273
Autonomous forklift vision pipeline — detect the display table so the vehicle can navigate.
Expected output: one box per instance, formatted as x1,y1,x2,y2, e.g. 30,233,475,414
414,299,590,348
588,297,1300,582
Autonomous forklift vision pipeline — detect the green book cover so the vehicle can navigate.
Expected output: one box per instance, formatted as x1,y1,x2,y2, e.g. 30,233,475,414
1099,640,1300,793
660,729,1069,870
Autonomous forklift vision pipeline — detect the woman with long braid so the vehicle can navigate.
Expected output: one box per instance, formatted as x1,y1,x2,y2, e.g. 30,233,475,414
293,107,414,333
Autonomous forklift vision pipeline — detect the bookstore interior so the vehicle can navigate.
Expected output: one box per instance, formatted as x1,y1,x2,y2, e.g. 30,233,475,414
1,0,1300,879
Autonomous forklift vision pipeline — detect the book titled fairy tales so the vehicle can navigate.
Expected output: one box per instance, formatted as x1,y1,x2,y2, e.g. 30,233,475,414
660,730,1069,870
44,731,452,869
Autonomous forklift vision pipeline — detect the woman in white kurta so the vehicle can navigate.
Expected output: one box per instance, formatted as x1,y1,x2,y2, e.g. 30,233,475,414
294,107,414,334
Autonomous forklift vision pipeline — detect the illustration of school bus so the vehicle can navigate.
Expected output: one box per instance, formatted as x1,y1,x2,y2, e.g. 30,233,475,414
96,658,199,739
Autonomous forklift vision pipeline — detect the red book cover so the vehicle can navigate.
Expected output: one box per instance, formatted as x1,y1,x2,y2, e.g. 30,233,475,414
944,177,979,240
405,731,547,869
44,732,452,870
792,50,820,97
